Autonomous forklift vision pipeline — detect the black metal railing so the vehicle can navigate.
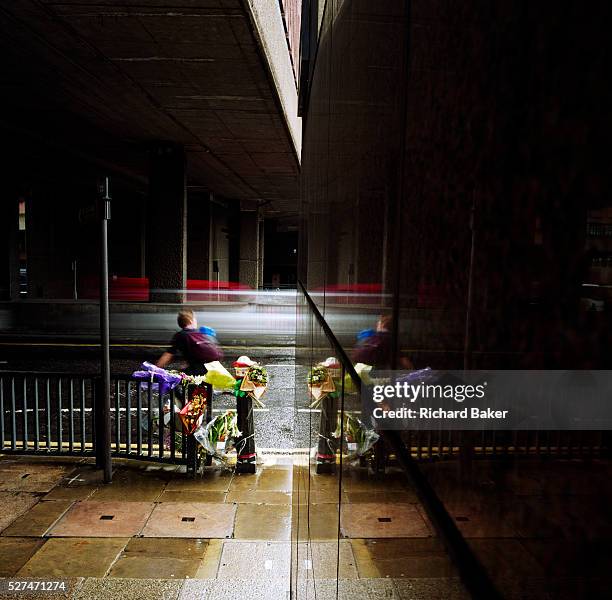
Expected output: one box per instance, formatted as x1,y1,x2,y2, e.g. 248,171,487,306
0,371,212,471
0,372,96,455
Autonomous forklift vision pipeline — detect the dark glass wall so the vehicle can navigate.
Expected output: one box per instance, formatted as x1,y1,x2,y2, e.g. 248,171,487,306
297,1,612,598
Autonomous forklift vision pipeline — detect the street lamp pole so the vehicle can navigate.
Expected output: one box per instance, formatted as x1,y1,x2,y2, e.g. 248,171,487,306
98,176,112,483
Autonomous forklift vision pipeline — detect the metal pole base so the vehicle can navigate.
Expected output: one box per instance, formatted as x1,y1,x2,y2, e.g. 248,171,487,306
316,462,335,474
235,461,256,474
186,435,198,478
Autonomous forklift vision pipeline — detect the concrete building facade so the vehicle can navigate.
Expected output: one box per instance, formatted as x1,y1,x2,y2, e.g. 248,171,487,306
0,0,302,303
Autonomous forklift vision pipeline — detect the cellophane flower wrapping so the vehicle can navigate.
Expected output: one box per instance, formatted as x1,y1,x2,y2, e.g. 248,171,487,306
397,367,434,384
131,362,183,396
344,363,373,393
333,413,379,460
203,361,237,390
193,410,241,465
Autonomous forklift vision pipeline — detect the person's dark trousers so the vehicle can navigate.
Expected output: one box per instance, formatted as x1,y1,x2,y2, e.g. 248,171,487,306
235,393,256,473
316,394,338,474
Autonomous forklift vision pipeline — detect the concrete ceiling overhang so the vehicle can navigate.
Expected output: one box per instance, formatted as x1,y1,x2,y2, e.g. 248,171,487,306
0,0,301,216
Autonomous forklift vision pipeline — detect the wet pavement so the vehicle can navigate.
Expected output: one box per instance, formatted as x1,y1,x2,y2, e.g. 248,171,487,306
419,459,612,599
0,455,469,600
2,347,609,598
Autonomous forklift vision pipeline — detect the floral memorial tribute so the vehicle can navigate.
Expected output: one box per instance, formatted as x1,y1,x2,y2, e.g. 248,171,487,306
232,356,263,472
307,357,340,408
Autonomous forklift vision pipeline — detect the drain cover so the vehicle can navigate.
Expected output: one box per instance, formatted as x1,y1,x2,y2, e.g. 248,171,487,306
378,517,392,522
182,517,195,522
100,515,114,520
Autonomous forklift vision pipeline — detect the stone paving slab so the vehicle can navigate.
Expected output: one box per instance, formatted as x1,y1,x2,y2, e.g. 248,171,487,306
108,556,200,580
444,502,518,538
193,539,223,578
298,488,343,504
226,490,290,504
340,503,433,539
297,577,399,600
340,470,411,492
48,501,155,537
217,541,290,580
17,538,128,578
296,540,358,579
229,467,292,493
158,490,227,503
393,577,470,600
165,471,233,492
0,492,39,534
468,539,545,580
180,578,290,600
0,538,45,577
43,485,97,501
2,500,74,537
121,538,209,560
51,466,108,487
0,466,71,493
141,502,236,539
351,539,457,579
295,503,339,540
234,503,290,540
88,481,165,502
344,490,418,504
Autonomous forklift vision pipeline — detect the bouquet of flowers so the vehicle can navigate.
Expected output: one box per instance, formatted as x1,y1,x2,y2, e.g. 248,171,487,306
248,365,268,385
320,357,342,380
239,365,268,408
232,356,268,407
178,386,208,434
333,413,379,461
307,363,337,409
168,371,208,387
308,366,329,386
193,410,241,466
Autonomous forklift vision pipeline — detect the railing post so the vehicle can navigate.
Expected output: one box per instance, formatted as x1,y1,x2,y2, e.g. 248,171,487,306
184,383,203,477
204,382,213,467
316,394,337,474
235,382,256,474
94,377,103,468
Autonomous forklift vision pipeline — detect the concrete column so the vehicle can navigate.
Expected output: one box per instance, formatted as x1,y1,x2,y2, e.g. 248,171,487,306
210,201,231,282
0,193,19,300
306,209,328,291
239,210,260,288
258,219,265,287
356,191,386,284
26,184,74,299
227,201,241,283
187,192,211,280
146,144,187,303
